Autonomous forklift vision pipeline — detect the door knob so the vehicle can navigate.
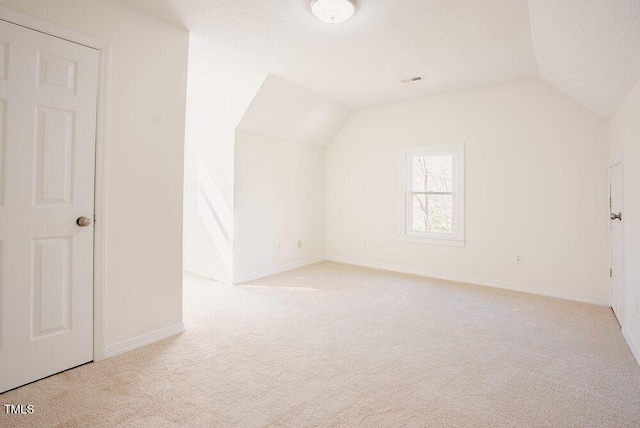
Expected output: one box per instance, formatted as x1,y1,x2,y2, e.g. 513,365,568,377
610,212,622,221
76,216,91,227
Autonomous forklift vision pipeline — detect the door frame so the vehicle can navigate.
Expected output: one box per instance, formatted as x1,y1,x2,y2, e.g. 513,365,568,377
0,6,111,361
609,152,624,325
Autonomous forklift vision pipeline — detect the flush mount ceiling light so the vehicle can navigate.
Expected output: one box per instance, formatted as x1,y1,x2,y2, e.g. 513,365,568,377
311,0,357,24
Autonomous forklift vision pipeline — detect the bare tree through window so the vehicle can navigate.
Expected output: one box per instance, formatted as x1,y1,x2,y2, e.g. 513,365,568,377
410,155,453,234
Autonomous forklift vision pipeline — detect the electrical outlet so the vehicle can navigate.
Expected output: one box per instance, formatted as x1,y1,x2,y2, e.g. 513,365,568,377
514,253,522,264
297,240,302,249
278,243,281,250
363,238,366,245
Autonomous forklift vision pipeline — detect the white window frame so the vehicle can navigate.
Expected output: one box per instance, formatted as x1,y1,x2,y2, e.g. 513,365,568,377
399,143,465,247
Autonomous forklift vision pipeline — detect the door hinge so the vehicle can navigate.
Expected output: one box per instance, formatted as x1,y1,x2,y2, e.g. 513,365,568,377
610,268,613,278
609,197,612,209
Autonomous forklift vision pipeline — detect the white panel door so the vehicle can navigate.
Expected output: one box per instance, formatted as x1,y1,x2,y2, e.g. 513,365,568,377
609,162,624,325
0,20,99,393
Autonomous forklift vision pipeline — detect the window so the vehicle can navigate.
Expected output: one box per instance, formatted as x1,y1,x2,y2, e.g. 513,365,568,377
399,144,465,246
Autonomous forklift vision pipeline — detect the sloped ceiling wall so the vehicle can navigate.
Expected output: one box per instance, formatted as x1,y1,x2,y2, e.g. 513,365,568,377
529,0,640,119
236,75,353,146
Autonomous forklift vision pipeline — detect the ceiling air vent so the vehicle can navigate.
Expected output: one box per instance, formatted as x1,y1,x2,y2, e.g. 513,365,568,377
401,76,423,84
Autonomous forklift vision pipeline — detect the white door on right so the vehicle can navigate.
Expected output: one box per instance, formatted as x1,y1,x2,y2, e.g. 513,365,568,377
609,162,624,325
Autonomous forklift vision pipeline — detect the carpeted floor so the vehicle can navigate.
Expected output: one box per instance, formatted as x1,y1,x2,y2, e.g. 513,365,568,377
2,261,640,427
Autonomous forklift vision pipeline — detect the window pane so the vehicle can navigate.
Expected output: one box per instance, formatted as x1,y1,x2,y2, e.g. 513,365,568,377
412,194,453,234
412,194,428,232
411,155,453,192
427,194,453,233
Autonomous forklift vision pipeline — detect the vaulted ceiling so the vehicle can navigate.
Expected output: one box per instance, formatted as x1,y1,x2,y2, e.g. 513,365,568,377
528,0,640,119
237,75,353,146
120,0,640,119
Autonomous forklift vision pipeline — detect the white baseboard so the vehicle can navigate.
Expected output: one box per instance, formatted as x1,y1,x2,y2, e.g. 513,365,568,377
622,326,640,367
233,255,325,284
326,255,609,306
104,323,185,359
183,268,232,285
183,265,231,285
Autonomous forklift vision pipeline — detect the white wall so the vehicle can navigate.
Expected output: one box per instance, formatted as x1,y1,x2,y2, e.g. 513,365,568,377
184,72,351,284
234,131,326,282
182,38,266,282
0,0,189,348
327,79,609,302
232,75,351,283
609,78,640,361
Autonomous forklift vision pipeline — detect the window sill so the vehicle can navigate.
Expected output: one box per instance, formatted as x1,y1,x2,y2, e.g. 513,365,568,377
398,234,465,247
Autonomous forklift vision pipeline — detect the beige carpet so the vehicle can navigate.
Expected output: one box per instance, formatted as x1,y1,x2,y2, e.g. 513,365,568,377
1,261,640,427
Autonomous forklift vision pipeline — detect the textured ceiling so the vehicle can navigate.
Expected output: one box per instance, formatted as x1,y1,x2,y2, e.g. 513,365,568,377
120,0,640,118
528,0,640,119
119,0,539,108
